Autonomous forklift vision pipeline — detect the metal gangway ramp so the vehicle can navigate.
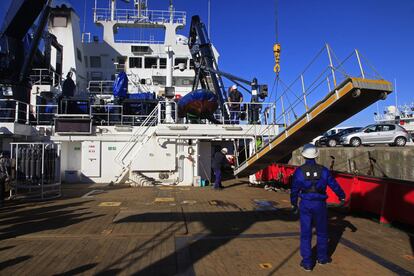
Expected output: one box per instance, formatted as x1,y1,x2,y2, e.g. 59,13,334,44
234,46,393,177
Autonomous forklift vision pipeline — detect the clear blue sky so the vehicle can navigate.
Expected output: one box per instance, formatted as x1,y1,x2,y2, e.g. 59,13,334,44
1,0,413,126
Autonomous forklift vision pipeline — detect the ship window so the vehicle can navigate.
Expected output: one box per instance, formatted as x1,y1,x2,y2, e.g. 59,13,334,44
129,57,142,68
175,58,187,67
159,58,167,69
173,77,193,87
77,48,82,62
131,45,151,54
140,79,146,85
90,56,101,68
145,57,158,69
90,72,103,81
152,76,166,86
52,16,67,27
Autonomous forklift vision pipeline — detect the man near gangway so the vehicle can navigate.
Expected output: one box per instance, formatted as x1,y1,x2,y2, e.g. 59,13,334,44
291,144,345,271
227,85,243,124
211,147,230,190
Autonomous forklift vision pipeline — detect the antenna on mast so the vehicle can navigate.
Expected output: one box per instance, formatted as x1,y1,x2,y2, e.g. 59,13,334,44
169,0,174,22
208,0,211,38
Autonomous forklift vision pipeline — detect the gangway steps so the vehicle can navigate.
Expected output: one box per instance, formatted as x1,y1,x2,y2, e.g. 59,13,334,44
234,77,393,177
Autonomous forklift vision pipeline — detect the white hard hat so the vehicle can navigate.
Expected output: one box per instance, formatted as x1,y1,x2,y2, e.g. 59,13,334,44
301,144,319,159
231,84,238,90
221,147,228,154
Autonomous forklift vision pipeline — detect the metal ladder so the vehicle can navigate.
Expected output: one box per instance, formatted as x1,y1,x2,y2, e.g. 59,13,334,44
112,105,159,184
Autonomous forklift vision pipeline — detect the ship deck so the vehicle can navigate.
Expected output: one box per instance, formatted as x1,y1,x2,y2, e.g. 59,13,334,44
0,180,413,275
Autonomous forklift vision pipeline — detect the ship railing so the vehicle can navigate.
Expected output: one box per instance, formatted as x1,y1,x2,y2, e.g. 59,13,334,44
94,8,186,25
157,101,178,124
0,99,30,124
375,113,414,122
32,104,59,125
30,68,62,87
221,102,277,125
90,104,123,126
88,81,114,94
115,39,164,44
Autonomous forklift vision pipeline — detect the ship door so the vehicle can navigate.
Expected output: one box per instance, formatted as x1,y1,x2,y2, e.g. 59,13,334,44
81,141,101,178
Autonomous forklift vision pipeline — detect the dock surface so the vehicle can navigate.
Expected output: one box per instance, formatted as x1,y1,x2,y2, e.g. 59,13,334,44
0,180,413,275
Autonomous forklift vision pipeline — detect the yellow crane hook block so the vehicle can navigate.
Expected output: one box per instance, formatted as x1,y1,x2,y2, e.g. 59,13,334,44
273,43,281,75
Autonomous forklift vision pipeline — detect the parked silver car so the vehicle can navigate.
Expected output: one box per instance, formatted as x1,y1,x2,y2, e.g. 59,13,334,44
340,124,410,147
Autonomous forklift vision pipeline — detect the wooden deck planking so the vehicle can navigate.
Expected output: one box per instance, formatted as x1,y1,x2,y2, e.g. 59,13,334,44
0,181,413,275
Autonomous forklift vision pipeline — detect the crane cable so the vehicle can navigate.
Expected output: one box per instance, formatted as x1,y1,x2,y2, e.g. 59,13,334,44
273,0,281,77
269,0,280,104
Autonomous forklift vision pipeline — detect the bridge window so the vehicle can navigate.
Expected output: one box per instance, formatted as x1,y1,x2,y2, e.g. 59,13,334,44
173,77,193,87
153,76,166,86
90,56,101,68
175,58,188,67
90,72,103,81
52,16,67,27
131,45,151,54
159,58,167,69
129,57,142,68
145,57,158,69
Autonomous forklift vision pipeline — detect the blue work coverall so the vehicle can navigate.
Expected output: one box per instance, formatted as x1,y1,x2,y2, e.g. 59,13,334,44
211,151,229,189
291,159,345,266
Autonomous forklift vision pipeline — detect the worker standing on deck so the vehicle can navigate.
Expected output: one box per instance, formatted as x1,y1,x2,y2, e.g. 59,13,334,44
62,72,76,98
0,152,10,207
227,85,243,124
291,144,345,271
211,147,230,190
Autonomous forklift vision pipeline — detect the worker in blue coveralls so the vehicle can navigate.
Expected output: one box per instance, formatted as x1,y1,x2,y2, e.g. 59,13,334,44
211,147,230,190
291,144,345,272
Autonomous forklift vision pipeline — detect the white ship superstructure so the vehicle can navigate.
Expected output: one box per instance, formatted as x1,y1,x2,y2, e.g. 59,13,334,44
374,104,414,134
0,0,392,192
0,0,277,187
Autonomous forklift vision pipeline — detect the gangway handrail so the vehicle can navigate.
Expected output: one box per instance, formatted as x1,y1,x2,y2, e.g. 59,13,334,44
234,77,392,177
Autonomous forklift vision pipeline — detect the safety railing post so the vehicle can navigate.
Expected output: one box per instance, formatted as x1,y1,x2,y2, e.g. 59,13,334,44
157,102,161,124
107,105,110,125
326,76,332,92
300,74,308,111
26,104,30,124
244,138,248,160
355,49,365,79
36,105,40,125
326,44,337,87
14,101,19,123
41,145,45,200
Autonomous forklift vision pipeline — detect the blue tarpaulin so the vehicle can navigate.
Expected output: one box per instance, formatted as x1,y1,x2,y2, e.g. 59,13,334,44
177,89,218,118
113,72,128,98
127,92,155,100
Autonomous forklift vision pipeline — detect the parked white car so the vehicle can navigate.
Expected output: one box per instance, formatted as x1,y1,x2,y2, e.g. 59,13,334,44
340,124,410,147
